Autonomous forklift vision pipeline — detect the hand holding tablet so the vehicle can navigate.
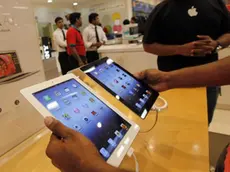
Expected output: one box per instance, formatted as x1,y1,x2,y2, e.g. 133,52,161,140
21,74,139,167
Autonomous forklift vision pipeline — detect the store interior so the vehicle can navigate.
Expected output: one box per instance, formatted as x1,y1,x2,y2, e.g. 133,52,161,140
0,0,230,171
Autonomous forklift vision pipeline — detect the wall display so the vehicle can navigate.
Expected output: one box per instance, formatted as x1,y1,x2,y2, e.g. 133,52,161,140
0,0,45,156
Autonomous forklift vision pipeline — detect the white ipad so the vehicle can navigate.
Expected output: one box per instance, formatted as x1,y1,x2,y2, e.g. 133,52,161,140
21,74,140,167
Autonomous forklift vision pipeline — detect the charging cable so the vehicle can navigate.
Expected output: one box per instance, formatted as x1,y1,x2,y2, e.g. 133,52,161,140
127,147,139,172
151,96,168,112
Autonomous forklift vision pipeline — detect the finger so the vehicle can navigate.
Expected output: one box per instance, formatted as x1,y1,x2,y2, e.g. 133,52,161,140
191,49,211,56
46,134,61,159
134,70,147,80
194,40,212,46
197,35,211,40
44,117,70,138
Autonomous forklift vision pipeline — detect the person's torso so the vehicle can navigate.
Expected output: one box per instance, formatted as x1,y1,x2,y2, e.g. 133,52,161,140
67,27,86,56
155,0,225,71
53,28,67,52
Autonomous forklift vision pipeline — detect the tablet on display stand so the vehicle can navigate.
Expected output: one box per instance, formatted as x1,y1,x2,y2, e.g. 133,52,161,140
81,57,159,119
21,74,140,167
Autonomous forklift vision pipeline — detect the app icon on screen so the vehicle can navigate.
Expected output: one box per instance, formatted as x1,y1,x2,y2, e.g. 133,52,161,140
146,90,151,95
82,104,89,108
100,148,110,159
72,84,77,88
139,98,145,104
62,113,71,120
63,99,71,105
74,108,80,113
121,123,128,130
122,73,127,77
91,111,97,116
116,69,120,72
122,85,126,89
100,107,104,110
94,72,98,75
83,117,91,123
89,98,95,103
54,91,61,96
105,66,109,70
118,77,123,80
134,88,139,92
115,130,123,139
125,82,130,86
108,138,117,147
43,95,51,102
73,125,82,131
129,91,135,95
47,101,60,111
114,79,119,84
137,84,141,88
143,94,148,99
135,103,142,109
64,88,70,92
81,91,86,96
72,94,78,99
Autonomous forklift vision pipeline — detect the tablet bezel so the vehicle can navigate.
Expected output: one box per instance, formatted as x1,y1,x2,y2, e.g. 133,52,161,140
21,73,140,167
80,57,159,119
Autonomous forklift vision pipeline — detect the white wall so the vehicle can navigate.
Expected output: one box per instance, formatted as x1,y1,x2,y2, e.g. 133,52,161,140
76,0,130,30
0,0,46,156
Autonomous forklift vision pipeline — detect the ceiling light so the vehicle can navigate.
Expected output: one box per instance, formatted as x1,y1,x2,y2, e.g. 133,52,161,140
73,2,78,6
48,0,53,3
13,6,29,10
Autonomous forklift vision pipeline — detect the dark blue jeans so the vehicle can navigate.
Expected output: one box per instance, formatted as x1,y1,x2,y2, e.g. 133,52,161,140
207,87,219,125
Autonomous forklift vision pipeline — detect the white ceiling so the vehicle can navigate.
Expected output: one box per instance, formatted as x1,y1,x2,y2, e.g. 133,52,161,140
31,0,87,4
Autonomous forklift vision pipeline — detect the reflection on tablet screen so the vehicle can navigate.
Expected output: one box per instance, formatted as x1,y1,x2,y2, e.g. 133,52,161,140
33,79,131,160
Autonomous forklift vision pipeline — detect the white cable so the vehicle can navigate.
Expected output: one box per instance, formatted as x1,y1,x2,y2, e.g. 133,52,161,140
132,153,139,172
127,147,139,172
151,96,168,112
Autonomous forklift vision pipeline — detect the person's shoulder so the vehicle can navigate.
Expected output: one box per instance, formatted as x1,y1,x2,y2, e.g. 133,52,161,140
53,29,59,35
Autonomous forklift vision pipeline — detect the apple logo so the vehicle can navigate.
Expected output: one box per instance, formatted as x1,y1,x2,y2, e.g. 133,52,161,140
188,6,198,17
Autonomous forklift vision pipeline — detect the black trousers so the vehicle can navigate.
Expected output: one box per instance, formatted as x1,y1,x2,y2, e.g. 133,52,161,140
86,51,99,63
68,55,86,71
58,52,70,75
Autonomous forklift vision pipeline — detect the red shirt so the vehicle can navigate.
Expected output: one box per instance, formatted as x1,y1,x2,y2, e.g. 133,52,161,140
66,27,86,56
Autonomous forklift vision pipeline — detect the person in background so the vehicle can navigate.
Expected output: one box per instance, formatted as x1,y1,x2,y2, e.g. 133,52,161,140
83,13,107,63
45,55,230,172
130,16,137,24
123,19,130,25
66,12,87,69
53,17,69,75
143,0,230,125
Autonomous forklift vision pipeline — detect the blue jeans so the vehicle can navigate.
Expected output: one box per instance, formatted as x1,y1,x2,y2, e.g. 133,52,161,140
207,87,219,125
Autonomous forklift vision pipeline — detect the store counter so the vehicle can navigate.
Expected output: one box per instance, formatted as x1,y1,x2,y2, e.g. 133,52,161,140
0,70,209,172
98,44,158,74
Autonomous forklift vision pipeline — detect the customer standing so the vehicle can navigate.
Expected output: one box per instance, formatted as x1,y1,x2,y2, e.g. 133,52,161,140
143,0,230,125
66,12,87,69
53,17,69,75
83,13,107,63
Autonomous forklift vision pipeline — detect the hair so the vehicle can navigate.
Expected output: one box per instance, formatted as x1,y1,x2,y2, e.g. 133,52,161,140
55,17,63,24
131,16,138,23
123,19,130,25
89,13,99,23
69,12,81,25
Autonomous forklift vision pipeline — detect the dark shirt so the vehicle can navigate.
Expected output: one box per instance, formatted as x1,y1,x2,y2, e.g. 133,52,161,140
143,0,230,71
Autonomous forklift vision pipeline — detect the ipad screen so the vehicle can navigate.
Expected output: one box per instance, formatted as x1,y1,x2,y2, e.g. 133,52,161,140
82,58,159,118
33,79,131,160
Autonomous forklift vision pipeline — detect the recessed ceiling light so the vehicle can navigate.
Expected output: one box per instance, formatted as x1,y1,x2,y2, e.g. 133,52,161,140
13,6,29,9
73,2,78,6
48,0,52,3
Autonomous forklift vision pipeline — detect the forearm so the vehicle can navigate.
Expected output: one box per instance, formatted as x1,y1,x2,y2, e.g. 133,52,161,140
167,56,230,89
70,47,83,63
217,33,230,47
143,43,181,56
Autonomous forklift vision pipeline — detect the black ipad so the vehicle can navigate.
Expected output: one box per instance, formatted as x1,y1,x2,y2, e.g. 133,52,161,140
81,57,159,119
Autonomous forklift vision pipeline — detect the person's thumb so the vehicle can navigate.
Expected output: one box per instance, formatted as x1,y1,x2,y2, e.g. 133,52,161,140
134,71,146,80
44,116,69,138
